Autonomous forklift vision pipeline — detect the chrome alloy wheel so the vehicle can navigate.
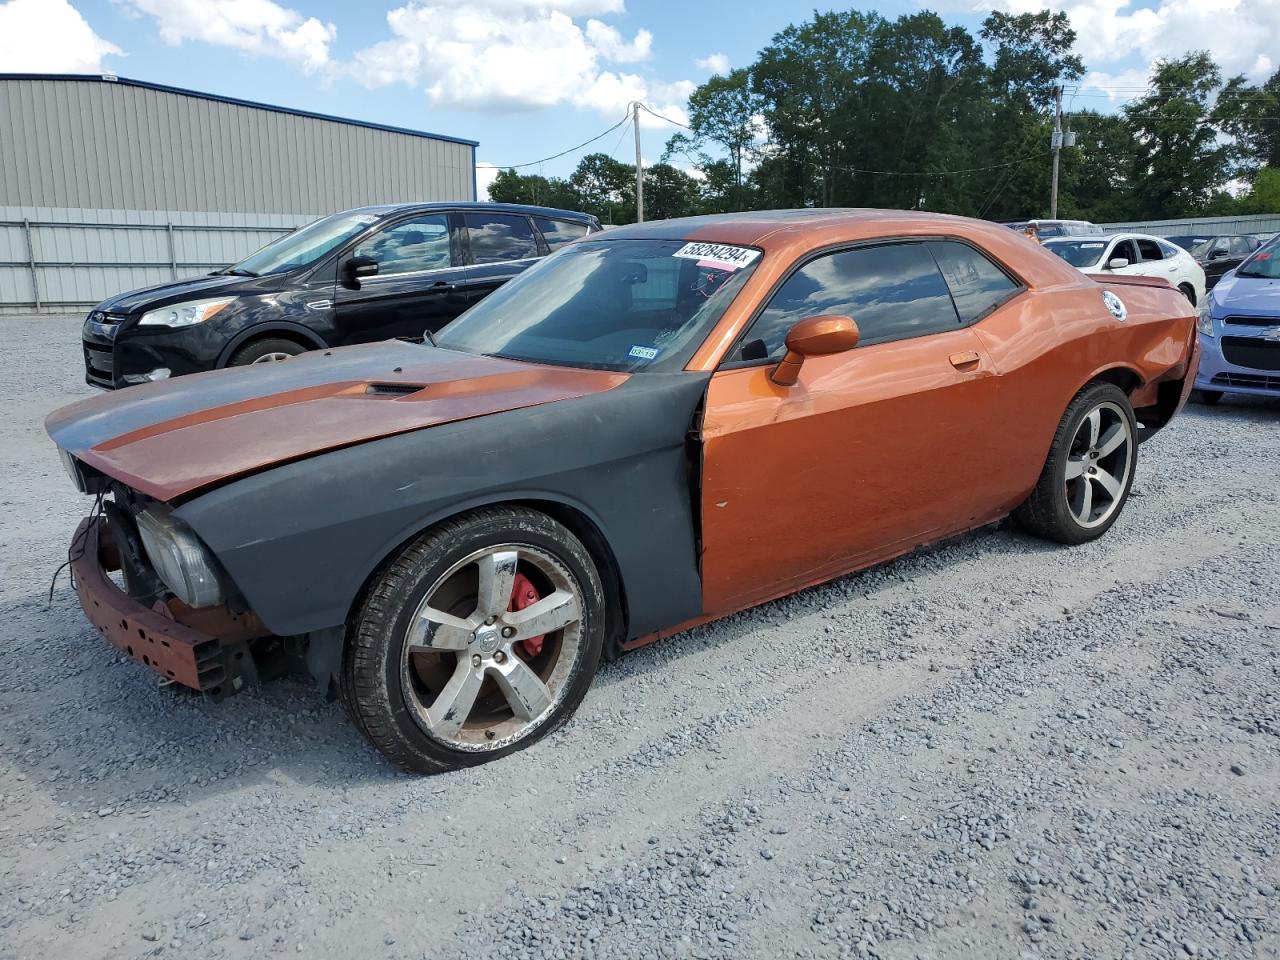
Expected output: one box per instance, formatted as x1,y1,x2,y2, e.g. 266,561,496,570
400,545,583,752
1064,400,1133,529
251,351,293,363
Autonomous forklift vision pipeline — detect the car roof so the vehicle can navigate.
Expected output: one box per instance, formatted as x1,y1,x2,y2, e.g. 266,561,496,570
598,209,1086,292
602,208,1000,248
342,201,597,223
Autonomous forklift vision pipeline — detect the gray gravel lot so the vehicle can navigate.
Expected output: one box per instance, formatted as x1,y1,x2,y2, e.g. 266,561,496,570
1,314,1277,960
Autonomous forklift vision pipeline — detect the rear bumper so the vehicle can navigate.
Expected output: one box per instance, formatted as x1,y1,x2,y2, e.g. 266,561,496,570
1195,333,1280,396
70,516,265,697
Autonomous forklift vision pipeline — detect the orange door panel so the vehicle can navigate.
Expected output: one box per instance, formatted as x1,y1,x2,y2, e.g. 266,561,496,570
699,328,1001,616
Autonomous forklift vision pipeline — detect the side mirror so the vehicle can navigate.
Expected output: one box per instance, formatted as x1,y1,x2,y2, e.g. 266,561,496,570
1209,248,1228,260
770,315,860,386
1107,257,1130,270
343,256,379,284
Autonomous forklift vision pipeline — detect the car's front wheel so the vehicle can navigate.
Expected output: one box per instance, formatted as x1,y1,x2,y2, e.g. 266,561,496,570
1013,381,1137,545
228,337,307,366
341,506,606,773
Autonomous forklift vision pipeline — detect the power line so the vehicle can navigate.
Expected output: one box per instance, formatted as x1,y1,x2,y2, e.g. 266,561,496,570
637,102,692,130
487,110,631,170
832,151,1051,177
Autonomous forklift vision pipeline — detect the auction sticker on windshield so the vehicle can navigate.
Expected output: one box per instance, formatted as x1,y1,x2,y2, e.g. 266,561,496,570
673,242,761,271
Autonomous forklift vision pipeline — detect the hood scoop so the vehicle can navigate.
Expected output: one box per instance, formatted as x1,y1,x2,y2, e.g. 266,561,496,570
364,382,427,397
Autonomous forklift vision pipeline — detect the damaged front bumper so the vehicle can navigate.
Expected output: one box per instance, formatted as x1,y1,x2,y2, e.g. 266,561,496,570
70,515,267,699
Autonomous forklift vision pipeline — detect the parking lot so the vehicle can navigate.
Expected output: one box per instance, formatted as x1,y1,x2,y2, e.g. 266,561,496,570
0,314,1277,959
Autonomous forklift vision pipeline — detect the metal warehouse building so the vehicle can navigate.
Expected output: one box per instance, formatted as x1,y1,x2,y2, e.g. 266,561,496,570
0,74,478,313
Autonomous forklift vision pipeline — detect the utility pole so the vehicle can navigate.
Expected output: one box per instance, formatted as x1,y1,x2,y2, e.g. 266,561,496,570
633,101,645,223
1050,84,1063,219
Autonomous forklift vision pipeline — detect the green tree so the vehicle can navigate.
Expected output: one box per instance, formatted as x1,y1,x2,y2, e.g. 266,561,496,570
662,68,763,210
1124,52,1233,218
1235,166,1280,214
1218,67,1280,172
643,163,703,220
487,169,577,208
974,10,1084,220
568,153,636,224
1057,111,1139,223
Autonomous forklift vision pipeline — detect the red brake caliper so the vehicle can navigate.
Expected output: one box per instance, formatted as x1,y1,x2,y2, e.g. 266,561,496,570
508,572,545,657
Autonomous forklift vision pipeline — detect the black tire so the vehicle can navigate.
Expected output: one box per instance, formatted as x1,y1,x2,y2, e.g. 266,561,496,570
1178,283,1196,306
227,337,307,366
341,506,606,773
1195,389,1223,406
1013,381,1138,546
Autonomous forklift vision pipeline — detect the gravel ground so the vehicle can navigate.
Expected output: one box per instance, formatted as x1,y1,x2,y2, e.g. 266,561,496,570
1,314,1278,960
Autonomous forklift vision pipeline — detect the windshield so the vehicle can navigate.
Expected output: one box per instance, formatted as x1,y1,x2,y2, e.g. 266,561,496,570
436,239,761,372
1168,235,1213,257
1236,236,1280,279
229,211,382,276
1043,239,1109,268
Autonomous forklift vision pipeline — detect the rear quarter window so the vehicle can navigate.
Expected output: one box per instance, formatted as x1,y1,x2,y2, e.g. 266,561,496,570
535,217,590,251
926,241,1020,323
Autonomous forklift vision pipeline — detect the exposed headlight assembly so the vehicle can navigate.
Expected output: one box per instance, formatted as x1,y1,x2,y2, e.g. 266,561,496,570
135,506,227,608
138,296,236,329
1196,301,1214,337
58,447,86,493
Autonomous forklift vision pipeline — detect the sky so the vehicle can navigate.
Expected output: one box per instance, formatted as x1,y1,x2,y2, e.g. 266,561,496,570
1,0,1277,199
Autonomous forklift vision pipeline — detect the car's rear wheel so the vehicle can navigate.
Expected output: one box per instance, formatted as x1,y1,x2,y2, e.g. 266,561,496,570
341,506,605,773
228,337,307,366
1013,382,1137,545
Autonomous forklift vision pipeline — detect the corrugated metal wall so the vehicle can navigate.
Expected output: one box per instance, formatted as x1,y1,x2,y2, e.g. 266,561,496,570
0,76,476,215
0,206,305,312
0,75,477,312
1098,214,1280,239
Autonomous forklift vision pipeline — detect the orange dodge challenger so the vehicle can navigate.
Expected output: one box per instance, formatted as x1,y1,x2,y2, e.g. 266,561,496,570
47,210,1199,773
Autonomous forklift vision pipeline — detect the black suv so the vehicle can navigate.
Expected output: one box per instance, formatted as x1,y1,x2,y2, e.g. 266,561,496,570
82,202,600,388
1167,234,1262,290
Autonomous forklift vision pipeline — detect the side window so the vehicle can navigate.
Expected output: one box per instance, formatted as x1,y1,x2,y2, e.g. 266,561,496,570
464,213,540,264
1111,240,1138,265
352,214,453,275
740,243,959,361
1158,240,1183,259
926,241,1019,323
535,217,589,251
1135,238,1164,262
1229,237,1252,257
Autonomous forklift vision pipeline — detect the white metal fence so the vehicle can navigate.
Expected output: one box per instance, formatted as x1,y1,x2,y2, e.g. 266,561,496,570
1097,213,1280,240
0,206,311,314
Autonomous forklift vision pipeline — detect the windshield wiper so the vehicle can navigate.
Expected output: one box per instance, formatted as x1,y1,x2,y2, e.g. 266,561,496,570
222,267,257,277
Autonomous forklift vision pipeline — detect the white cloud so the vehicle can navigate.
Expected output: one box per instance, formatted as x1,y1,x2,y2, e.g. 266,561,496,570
475,161,501,199
585,19,651,62
984,0,1278,82
128,0,336,73
0,0,121,72
695,52,730,74
347,1,690,119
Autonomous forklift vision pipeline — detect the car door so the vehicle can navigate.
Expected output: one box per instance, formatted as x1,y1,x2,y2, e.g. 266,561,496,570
1106,238,1141,275
1128,237,1175,284
459,211,544,306
698,239,1016,616
331,211,471,345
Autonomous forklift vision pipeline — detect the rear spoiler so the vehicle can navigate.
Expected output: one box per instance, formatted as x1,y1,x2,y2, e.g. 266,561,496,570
1083,273,1174,289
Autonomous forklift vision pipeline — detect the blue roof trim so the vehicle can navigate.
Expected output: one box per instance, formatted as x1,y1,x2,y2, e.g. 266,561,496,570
0,73,480,148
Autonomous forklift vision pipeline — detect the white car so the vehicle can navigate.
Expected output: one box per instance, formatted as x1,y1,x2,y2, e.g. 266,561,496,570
1042,233,1206,306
